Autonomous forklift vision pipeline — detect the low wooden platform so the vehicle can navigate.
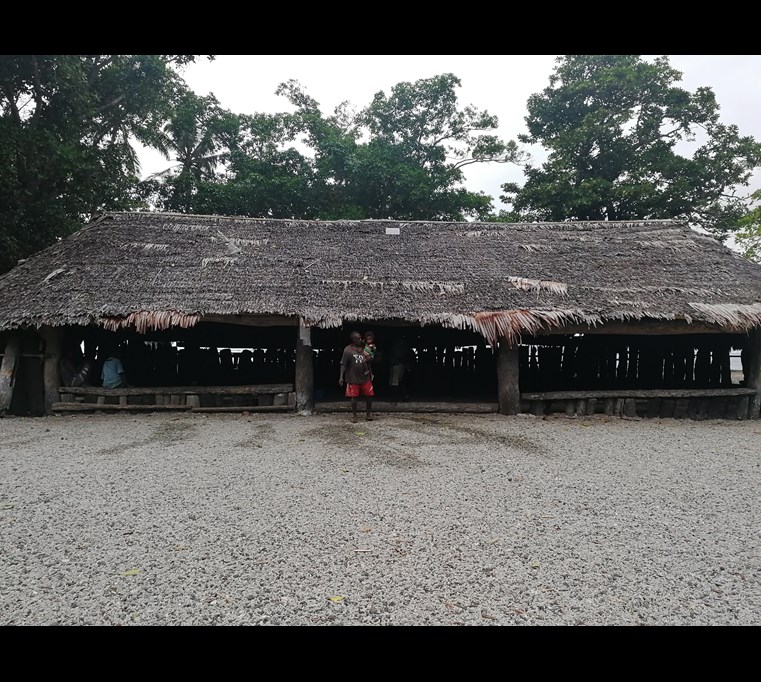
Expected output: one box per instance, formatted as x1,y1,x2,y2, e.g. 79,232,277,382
52,403,294,413
56,383,296,412
50,386,759,419
520,388,757,420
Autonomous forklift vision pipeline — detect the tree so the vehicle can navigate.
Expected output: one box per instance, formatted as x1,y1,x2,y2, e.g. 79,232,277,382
353,73,524,220
499,55,761,238
169,74,523,222
276,74,524,221
186,109,321,219
736,190,761,262
142,91,238,212
0,55,205,273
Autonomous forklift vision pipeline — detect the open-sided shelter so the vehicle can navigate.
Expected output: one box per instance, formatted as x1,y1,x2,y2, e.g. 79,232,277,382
1,211,760,419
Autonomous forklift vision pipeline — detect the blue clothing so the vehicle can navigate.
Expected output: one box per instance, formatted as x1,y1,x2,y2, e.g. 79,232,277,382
101,356,126,388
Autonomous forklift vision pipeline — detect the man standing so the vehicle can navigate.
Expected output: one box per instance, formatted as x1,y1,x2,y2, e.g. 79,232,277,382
339,331,374,423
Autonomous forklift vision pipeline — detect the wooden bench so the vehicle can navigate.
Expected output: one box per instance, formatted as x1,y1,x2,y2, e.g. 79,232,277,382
520,388,757,420
54,383,296,413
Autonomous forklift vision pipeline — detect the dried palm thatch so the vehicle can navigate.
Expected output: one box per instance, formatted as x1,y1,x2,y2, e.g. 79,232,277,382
1,211,761,345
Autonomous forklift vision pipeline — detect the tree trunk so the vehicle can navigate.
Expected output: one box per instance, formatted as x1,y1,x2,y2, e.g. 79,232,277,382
497,341,520,415
746,329,761,419
0,335,21,412
295,318,314,415
42,327,62,415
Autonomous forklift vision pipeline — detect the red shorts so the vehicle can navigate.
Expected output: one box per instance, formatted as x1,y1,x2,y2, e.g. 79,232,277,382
346,380,374,398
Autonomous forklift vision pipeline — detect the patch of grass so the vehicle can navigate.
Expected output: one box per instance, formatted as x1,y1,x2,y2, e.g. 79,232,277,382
151,419,198,444
234,421,275,449
396,415,544,454
304,423,362,446
93,418,199,456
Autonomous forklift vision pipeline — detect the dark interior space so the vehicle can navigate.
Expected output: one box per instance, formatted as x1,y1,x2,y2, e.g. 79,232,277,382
2,324,751,416
519,333,746,391
311,323,497,402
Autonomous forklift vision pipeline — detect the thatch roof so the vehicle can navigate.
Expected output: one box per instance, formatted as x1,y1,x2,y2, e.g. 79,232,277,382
2,211,761,344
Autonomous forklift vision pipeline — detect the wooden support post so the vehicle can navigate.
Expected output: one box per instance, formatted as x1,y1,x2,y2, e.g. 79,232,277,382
623,398,637,418
647,398,662,419
697,399,710,421
707,399,726,420
720,344,732,386
659,399,676,419
604,398,615,416
119,395,128,407
41,327,62,415
295,318,314,415
530,400,544,416
746,329,761,419
727,397,740,420
673,398,689,419
687,399,700,420
0,334,20,413
738,395,749,420
614,398,625,417
565,400,576,417
497,340,520,415
586,398,597,415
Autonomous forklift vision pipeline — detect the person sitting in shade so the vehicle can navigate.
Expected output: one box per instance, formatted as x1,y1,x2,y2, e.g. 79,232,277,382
101,348,128,388
60,343,93,387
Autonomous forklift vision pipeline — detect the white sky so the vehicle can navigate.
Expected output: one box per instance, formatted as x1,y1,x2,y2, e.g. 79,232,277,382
138,54,761,212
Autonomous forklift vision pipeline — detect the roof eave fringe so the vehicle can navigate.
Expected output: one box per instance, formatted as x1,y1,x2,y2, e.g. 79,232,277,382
101,311,202,333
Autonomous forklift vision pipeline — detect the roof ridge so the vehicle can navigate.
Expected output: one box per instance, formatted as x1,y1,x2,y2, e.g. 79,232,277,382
102,210,687,229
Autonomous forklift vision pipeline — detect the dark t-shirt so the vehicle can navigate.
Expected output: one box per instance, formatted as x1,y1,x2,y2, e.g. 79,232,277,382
341,345,372,384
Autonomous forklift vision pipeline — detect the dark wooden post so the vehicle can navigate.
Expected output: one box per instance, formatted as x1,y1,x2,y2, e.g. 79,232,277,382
497,339,520,415
746,329,761,419
295,318,314,415
0,334,21,413
41,326,62,415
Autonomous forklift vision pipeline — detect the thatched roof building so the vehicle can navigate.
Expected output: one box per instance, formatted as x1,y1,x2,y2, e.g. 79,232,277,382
2,211,761,343
1,211,760,419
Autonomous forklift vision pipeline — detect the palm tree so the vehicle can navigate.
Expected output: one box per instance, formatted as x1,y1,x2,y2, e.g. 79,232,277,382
146,92,238,211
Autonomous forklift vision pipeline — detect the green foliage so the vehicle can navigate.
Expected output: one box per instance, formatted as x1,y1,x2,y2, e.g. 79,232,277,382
735,190,761,262
180,108,321,218
0,55,207,272
352,73,522,220
500,55,761,238
141,91,239,212
295,73,519,220
148,73,519,223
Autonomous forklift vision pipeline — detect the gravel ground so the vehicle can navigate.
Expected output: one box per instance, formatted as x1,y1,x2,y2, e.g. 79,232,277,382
1,411,759,626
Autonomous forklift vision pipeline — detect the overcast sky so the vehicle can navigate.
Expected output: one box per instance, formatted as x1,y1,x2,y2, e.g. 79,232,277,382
138,54,761,211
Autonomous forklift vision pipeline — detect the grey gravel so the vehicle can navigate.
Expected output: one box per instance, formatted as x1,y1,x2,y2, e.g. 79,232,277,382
1,411,759,626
